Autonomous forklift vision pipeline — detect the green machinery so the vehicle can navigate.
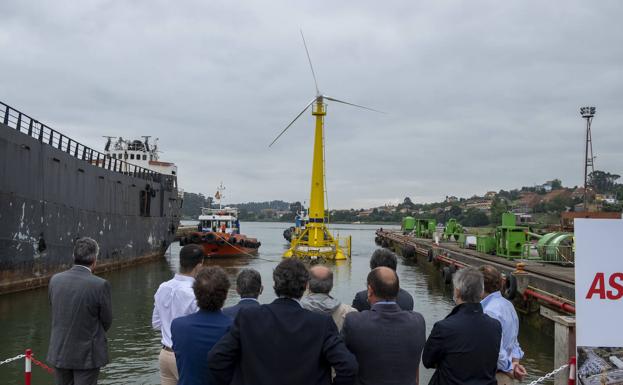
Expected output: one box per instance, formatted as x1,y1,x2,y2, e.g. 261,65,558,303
494,212,528,259
475,213,575,263
401,216,416,234
443,218,464,241
414,219,436,239
477,235,496,254
524,231,575,264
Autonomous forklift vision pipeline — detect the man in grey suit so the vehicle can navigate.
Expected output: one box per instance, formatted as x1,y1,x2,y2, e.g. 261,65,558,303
47,237,113,385
343,267,426,385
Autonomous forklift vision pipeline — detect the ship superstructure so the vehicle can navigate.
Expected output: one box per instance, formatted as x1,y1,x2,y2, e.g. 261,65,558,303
104,136,177,176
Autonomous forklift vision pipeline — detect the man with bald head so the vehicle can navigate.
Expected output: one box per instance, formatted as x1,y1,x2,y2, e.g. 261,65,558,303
301,265,356,331
342,267,426,385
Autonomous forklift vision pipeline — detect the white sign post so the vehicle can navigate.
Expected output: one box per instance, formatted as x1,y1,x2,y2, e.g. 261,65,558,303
575,218,623,384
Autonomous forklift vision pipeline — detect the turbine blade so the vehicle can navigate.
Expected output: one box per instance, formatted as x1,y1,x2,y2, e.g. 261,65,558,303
323,95,385,113
269,98,316,147
300,30,320,95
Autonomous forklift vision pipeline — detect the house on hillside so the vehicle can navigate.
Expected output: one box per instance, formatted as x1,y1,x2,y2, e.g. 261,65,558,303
357,209,374,218
514,213,534,224
484,191,497,200
377,205,396,213
465,200,492,211
539,182,553,192
596,194,619,205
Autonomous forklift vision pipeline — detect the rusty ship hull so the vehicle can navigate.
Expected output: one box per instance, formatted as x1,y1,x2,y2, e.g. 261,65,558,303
0,102,182,294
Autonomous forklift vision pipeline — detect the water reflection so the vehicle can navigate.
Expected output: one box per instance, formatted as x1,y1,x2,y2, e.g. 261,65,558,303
0,222,554,385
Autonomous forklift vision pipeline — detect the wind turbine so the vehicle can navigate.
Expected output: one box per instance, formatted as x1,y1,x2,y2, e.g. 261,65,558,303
270,31,382,261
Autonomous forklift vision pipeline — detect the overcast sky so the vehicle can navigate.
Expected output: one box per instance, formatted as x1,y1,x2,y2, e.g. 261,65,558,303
1,1,621,208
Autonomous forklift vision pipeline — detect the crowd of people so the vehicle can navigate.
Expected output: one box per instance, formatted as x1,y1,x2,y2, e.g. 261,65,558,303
47,237,528,385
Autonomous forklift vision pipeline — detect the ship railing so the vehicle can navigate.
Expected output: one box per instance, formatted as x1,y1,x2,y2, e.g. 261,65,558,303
1,101,176,189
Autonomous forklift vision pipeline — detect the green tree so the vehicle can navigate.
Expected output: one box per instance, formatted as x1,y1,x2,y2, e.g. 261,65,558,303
588,170,620,194
550,179,563,189
490,197,508,225
463,209,490,227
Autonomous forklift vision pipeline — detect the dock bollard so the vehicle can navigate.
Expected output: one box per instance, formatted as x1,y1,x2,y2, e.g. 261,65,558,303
567,356,576,385
24,349,32,385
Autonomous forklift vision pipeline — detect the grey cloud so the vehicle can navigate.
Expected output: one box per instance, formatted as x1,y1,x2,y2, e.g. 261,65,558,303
1,0,621,208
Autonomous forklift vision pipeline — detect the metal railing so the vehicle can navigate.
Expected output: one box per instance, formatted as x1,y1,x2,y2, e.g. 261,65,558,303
1,101,176,188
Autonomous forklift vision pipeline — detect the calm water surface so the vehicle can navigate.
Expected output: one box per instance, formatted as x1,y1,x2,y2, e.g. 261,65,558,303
0,222,554,384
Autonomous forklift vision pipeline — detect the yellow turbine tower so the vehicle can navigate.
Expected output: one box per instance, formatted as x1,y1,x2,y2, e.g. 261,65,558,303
269,32,382,261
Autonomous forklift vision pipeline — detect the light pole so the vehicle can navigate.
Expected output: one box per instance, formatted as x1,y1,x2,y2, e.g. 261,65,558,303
580,106,596,210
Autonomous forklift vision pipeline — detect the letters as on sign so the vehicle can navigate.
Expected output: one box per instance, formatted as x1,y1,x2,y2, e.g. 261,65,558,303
585,272,623,300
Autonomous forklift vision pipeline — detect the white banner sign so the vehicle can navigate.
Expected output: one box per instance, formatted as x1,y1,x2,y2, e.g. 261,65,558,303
575,218,623,384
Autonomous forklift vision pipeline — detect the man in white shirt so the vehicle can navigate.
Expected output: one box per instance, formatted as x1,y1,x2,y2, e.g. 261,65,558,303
152,244,205,385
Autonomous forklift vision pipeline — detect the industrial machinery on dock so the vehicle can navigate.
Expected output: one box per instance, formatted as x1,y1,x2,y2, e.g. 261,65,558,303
401,216,416,234
523,231,574,265
442,218,465,241
403,212,576,264
494,212,529,259
413,219,437,239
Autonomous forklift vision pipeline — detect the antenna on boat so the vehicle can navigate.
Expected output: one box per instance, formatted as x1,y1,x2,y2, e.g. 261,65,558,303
103,136,115,151
215,182,226,209
268,31,383,148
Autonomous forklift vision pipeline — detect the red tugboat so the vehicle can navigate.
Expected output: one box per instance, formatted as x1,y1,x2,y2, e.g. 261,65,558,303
180,184,260,257
180,206,261,258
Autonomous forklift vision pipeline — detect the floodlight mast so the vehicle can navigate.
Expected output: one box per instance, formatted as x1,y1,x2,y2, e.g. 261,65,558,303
580,106,596,210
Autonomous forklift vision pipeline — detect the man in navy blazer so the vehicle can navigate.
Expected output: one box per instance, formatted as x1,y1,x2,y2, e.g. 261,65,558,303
343,267,426,385
208,259,358,385
422,267,501,385
222,268,262,318
171,267,232,385
352,249,414,311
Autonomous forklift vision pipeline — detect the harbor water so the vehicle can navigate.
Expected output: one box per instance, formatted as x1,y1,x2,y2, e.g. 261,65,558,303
0,222,554,384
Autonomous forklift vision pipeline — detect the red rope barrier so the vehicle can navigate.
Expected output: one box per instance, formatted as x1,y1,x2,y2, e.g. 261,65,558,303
23,349,54,385
31,355,54,374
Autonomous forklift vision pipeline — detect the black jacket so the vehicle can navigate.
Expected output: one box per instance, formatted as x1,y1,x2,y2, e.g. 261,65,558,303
422,303,501,385
222,298,260,319
342,302,426,385
208,298,358,385
351,288,414,312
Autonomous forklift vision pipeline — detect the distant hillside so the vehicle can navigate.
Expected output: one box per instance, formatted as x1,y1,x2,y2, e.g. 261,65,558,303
181,192,212,219
180,194,294,220
179,170,622,224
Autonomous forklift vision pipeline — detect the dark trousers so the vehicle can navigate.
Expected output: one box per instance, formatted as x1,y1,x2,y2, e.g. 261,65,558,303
54,368,100,385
